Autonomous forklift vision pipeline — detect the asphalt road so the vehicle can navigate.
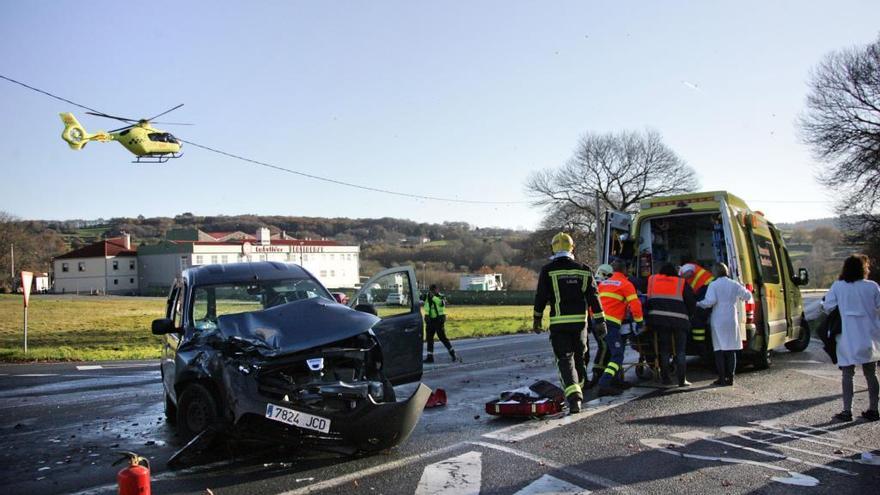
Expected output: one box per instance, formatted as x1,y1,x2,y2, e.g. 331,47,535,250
1,295,879,494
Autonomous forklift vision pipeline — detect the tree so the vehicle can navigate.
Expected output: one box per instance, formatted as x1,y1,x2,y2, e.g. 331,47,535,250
526,129,698,261
800,36,880,218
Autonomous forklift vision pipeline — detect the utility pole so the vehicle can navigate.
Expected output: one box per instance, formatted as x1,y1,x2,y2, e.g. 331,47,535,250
10,243,14,282
594,192,602,266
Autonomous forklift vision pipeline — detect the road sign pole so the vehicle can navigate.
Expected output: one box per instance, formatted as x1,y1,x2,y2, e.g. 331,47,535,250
23,306,27,354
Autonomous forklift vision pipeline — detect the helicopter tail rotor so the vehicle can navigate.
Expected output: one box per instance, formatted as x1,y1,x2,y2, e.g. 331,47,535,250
60,113,111,150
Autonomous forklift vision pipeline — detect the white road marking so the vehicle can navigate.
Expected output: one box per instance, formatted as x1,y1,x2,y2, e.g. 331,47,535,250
720,426,877,466
512,474,589,495
16,374,58,377
640,438,820,487
672,430,855,475
469,441,636,494
279,442,468,495
482,387,652,442
415,451,482,495
76,365,103,370
750,421,861,450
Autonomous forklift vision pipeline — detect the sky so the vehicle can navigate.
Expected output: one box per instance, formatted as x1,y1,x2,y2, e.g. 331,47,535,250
1,1,878,230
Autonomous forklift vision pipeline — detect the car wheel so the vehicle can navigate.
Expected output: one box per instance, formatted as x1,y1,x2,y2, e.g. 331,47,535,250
164,392,178,425
784,316,811,353
176,383,220,441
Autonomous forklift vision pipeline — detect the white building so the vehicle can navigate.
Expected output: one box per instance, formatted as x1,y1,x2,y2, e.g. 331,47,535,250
138,228,360,293
53,235,138,295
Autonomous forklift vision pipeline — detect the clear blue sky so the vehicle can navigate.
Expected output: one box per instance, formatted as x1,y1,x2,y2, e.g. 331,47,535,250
1,1,878,229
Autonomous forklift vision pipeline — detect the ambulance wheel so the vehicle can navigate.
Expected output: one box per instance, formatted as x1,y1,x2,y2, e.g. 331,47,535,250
784,317,811,353
177,383,220,442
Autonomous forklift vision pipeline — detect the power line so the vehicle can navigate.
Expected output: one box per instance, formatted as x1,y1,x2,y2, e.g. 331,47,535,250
0,74,527,205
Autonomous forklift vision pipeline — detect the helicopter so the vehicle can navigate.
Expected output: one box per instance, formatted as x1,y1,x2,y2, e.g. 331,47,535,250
59,104,190,163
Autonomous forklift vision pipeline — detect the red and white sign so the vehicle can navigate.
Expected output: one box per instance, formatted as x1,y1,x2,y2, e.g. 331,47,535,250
21,271,33,308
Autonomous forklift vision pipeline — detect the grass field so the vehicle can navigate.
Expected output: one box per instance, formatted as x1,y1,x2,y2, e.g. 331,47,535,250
0,295,535,362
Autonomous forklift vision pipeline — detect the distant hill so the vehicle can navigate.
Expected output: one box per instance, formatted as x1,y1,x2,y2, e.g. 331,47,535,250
776,217,840,231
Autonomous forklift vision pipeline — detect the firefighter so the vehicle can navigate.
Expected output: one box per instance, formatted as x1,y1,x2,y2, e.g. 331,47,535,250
595,261,644,396
533,232,607,414
423,284,457,363
646,263,696,387
679,262,714,348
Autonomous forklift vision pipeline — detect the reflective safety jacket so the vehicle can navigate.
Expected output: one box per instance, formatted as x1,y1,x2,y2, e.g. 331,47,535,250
424,294,446,319
534,255,605,330
683,263,714,293
645,274,696,330
598,272,643,325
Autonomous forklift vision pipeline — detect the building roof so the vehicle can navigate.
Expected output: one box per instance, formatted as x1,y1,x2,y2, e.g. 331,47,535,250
187,239,340,247
55,237,137,260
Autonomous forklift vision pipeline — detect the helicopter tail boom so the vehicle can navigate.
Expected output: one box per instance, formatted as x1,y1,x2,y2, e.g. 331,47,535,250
59,112,111,150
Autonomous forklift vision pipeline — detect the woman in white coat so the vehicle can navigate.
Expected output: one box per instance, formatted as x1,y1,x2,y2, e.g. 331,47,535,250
822,254,880,422
697,263,752,386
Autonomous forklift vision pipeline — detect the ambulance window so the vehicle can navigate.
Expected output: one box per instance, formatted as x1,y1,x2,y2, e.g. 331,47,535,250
754,235,780,284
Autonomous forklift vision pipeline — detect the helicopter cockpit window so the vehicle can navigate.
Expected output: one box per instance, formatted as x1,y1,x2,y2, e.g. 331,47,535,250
120,129,130,136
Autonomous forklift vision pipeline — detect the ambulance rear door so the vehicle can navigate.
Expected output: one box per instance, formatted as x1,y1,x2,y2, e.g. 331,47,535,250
602,210,633,265
745,214,788,348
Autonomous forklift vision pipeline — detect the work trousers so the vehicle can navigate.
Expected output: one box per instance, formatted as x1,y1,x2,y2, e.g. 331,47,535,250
425,316,452,355
657,325,688,384
550,327,588,398
691,286,710,349
841,362,880,413
598,322,624,387
714,350,737,384
588,326,609,382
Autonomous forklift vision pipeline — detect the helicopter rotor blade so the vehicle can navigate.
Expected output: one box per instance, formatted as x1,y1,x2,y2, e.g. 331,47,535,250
145,103,184,122
150,121,194,126
84,111,138,123
108,124,136,133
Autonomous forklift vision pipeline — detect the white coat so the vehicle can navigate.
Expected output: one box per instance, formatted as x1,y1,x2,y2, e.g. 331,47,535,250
697,276,753,351
822,279,880,367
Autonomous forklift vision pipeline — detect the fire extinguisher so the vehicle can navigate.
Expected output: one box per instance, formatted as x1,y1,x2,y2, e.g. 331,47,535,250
113,451,151,495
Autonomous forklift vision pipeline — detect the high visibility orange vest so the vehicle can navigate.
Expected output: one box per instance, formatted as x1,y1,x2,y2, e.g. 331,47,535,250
646,274,690,324
598,272,643,325
685,264,714,292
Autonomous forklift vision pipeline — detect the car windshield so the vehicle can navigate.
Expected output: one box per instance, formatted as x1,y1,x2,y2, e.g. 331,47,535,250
192,277,333,331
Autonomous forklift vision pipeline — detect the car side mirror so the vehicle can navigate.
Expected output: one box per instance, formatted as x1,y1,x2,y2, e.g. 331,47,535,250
796,268,809,286
151,318,176,335
354,304,378,316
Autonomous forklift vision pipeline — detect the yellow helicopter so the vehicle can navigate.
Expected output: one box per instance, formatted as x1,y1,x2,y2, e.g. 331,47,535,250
59,104,190,163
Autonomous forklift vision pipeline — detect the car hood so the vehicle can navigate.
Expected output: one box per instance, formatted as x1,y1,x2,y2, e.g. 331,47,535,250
214,298,381,357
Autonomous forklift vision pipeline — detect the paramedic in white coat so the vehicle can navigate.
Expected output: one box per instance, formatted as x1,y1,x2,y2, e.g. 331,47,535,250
697,262,752,386
822,254,880,422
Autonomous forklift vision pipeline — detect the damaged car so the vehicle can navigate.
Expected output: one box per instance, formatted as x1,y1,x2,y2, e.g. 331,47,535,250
152,262,429,456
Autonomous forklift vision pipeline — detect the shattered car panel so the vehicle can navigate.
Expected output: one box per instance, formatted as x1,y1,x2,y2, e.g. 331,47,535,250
160,261,428,459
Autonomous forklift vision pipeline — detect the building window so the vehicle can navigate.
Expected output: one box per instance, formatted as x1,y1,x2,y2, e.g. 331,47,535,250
195,255,203,264
62,263,69,272
330,253,335,260
221,255,228,264
78,262,85,272
112,260,119,270
353,253,358,259
330,270,335,277
130,278,134,284
211,255,218,264
303,254,309,262
320,270,327,277
259,255,266,261
129,260,135,270
114,279,119,285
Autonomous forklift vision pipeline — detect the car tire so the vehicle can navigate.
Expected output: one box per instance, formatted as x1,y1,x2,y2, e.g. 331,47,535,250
176,383,220,441
784,316,811,353
164,392,178,425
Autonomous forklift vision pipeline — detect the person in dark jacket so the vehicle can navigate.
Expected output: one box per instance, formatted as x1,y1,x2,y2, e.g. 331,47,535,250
533,233,606,413
646,263,696,387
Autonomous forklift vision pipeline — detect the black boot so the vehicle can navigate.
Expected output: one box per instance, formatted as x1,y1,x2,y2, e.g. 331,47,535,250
423,354,434,364
449,349,458,362
567,395,582,414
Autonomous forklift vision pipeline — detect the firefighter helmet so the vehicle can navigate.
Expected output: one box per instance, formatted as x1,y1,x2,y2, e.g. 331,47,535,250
596,264,614,281
551,232,574,253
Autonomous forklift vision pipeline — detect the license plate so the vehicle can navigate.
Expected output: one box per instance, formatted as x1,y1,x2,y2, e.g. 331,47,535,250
265,403,331,433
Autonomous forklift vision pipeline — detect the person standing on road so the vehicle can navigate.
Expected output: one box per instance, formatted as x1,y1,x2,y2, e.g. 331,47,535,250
595,261,644,396
646,263,696,387
533,232,607,414
696,263,752,386
822,254,880,422
423,284,457,363
679,262,714,350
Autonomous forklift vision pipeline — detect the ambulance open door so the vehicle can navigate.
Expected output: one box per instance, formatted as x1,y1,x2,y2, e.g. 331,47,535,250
601,210,633,265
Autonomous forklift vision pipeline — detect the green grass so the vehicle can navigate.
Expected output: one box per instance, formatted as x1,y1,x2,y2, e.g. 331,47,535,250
0,294,536,362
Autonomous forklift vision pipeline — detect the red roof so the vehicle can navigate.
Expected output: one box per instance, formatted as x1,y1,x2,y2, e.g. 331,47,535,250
55,237,137,259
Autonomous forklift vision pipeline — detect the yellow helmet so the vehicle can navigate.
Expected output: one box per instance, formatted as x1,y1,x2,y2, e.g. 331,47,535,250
551,232,574,253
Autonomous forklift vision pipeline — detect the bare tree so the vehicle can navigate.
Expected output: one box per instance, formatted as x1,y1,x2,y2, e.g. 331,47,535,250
800,36,880,217
525,129,698,259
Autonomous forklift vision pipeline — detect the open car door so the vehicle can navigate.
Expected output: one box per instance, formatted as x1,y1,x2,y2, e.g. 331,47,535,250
602,210,633,265
350,266,423,385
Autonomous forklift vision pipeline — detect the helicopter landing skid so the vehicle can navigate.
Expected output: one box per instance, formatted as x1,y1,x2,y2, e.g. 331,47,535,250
133,152,183,164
